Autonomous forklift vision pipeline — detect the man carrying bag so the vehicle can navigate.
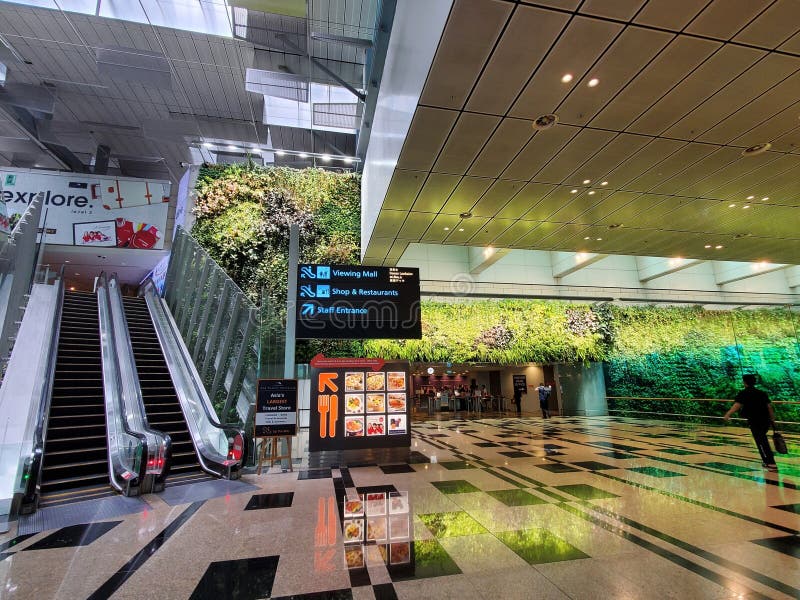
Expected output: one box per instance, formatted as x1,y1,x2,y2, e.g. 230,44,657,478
723,374,779,471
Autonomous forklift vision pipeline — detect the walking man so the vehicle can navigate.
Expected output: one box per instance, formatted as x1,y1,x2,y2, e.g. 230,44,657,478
513,387,522,416
723,374,778,471
536,382,551,419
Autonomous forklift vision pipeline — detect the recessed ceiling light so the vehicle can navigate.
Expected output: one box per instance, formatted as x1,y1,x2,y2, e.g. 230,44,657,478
75,272,80,275
570,189,578,194
596,237,602,241
532,113,559,130
321,154,331,162
741,142,771,156
762,196,769,201
588,190,596,195
746,195,754,200
584,236,590,240
704,244,712,249
588,78,600,87
582,179,590,184
743,205,750,209
69,286,75,291
601,181,608,186
458,228,464,232
729,203,736,207
275,150,285,156
64,259,70,263
444,227,450,231
561,73,573,83
459,212,473,219
715,245,723,249
299,153,308,159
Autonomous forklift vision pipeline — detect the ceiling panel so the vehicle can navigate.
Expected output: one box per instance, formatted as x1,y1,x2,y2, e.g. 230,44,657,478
561,133,651,187
501,124,578,181
685,0,774,41
397,211,438,240
650,147,742,195
440,176,494,215
468,118,534,178
577,191,642,226
370,209,410,238
432,112,500,174
602,138,685,188
491,220,532,246
627,45,765,136
466,218,515,246
509,16,624,120
495,182,557,220
465,5,569,115
624,143,717,193
557,26,673,127
533,127,616,183
443,216,489,243
580,0,647,20
381,169,426,211
419,0,513,110
396,107,459,171
470,179,526,218
420,214,466,243
410,173,463,213
734,0,800,49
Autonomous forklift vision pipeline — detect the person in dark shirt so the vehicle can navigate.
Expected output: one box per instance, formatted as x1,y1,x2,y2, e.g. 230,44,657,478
512,387,522,416
723,374,777,471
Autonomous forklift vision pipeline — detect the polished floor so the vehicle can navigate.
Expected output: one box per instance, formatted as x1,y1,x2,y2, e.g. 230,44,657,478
1,415,799,599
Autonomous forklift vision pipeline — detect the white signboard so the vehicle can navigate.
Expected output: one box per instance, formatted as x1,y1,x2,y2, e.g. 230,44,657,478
0,169,171,249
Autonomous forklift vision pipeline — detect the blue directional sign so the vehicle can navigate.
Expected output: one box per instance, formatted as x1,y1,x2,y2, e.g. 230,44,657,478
296,264,421,340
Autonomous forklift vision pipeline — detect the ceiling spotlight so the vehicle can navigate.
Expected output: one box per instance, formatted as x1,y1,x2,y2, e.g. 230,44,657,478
743,205,750,209
75,272,81,276
588,190,596,195
704,244,712,249
746,195,754,200
715,245,723,249
561,73,573,83
276,150,285,156
601,181,608,186
596,237,602,241
762,196,769,201
321,154,331,162
584,236,590,240
202,142,213,148
458,228,464,232
582,179,590,184
444,227,450,231
533,113,559,130
588,78,600,87
741,142,771,156
570,189,578,194
64,259,70,263
299,153,308,159
69,286,75,291
729,203,736,207
459,212,473,219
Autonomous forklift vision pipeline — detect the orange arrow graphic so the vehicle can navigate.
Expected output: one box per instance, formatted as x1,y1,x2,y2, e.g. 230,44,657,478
318,373,339,393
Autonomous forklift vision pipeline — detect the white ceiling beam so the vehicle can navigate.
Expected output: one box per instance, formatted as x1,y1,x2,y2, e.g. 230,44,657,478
469,246,511,275
551,251,607,279
637,256,706,283
713,261,790,286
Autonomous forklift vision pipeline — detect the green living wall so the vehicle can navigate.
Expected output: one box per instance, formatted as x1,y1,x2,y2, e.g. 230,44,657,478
192,164,800,421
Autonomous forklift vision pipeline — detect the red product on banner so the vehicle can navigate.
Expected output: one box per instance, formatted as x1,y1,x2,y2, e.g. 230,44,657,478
115,218,135,246
130,224,160,249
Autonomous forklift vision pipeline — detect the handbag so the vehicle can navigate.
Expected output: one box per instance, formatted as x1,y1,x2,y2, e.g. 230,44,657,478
773,431,788,455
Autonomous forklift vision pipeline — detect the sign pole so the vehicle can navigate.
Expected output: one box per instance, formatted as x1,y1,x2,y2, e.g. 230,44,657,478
284,223,299,379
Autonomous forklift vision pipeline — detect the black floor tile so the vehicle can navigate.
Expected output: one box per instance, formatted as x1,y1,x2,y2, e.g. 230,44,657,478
772,504,800,514
189,555,279,600
372,582,399,600
298,469,333,480
534,462,579,473
752,535,800,559
426,434,449,438
593,442,644,452
474,442,500,448
23,521,121,550
244,493,294,510
572,461,618,471
356,485,399,495
272,590,353,599
380,464,416,474
499,451,532,458
597,451,639,460
408,451,430,464
503,441,527,447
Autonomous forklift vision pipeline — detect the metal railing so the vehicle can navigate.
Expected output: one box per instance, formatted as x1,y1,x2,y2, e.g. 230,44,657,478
163,227,260,426
0,194,43,378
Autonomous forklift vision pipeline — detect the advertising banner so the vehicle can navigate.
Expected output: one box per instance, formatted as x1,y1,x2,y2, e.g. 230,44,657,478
255,379,298,437
0,169,171,249
296,264,422,339
309,356,411,452
513,374,527,394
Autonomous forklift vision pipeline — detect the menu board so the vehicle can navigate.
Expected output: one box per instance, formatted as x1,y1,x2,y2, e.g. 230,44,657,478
295,264,421,339
343,490,412,572
309,360,411,452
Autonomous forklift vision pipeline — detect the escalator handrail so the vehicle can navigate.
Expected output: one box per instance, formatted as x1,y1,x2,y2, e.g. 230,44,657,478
140,278,246,477
20,266,65,510
107,274,172,483
97,272,149,493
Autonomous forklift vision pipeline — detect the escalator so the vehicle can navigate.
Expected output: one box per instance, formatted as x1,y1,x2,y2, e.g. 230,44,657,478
39,291,110,506
121,296,208,485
